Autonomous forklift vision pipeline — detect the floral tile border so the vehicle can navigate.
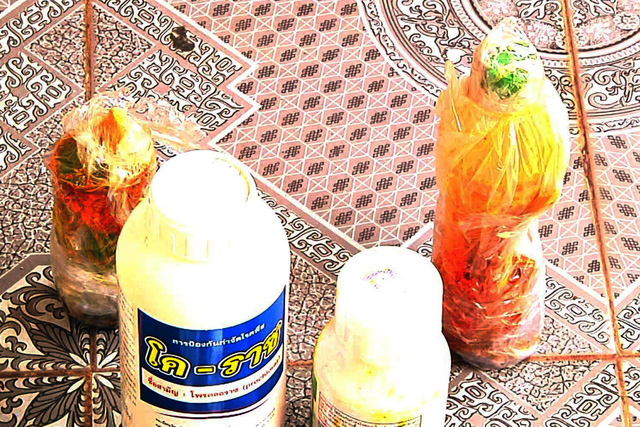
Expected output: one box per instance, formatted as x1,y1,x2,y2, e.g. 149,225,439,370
0,375,89,426
0,255,91,372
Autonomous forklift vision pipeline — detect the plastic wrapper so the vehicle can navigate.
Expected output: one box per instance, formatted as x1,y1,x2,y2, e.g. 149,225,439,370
47,90,203,327
432,19,571,369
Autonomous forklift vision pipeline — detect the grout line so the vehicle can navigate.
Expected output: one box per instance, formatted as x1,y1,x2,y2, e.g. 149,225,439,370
83,0,94,419
560,0,622,355
621,352,640,359
617,358,633,426
94,367,120,373
84,370,93,426
560,1,631,425
83,0,94,100
287,359,313,368
528,353,616,362
0,369,90,379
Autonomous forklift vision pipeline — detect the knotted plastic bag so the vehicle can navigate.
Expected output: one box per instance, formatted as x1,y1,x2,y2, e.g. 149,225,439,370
432,18,570,369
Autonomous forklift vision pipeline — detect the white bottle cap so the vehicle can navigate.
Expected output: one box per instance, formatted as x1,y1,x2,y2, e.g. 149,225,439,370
146,150,256,261
334,246,444,366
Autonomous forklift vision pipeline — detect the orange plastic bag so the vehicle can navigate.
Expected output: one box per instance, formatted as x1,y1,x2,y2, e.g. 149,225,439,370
432,19,570,369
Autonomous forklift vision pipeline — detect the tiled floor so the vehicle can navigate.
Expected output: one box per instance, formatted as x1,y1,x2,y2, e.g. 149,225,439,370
1,0,640,425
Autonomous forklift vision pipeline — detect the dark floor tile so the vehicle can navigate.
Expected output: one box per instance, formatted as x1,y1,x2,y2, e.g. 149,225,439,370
0,375,89,426
0,255,91,372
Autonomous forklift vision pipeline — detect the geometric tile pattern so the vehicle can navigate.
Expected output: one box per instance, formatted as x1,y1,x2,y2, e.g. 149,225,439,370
92,372,121,427
571,6,640,359
174,0,441,248
94,0,258,146
93,4,153,88
538,135,606,297
1,0,640,425
170,0,610,296
589,126,640,355
591,130,640,298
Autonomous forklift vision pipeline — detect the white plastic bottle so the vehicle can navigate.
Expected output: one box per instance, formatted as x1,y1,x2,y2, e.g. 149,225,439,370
116,150,290,426
312,246,450,426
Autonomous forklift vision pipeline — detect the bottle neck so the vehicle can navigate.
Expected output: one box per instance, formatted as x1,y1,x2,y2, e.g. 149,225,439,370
333,252,444,367
142,150,258,262
145,192,247,261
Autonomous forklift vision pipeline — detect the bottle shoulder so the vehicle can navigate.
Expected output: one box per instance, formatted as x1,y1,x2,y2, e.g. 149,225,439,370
314,321,451,412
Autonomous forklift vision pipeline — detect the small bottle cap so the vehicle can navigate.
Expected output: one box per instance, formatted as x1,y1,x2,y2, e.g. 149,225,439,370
334,246,443,366
147,150,256,261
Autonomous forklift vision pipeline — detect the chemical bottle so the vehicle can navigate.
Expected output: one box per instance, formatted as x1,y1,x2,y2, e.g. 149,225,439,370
116,150,290,426
312,246,450,426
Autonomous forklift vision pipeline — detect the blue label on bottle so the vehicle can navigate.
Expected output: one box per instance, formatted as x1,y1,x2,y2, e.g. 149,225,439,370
138,288,286,414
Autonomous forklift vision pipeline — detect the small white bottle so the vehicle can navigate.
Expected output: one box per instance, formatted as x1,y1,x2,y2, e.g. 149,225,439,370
312,246,450,426
116,150,290,426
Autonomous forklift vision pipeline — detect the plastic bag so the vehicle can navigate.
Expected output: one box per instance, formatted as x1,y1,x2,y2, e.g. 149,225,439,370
47,90,204,326
432,18,571,369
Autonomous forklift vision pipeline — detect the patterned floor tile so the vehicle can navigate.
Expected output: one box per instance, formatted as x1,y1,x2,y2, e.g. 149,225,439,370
0,0,85,179
92,372,121,427
285,365,313,427
624,358,640,425
93,3,153,89
448,360,623,425
584,128,640,351
26,7,85,88
0,0,18,15
541,264,614,354
571,0,640,51
167,0,601,305
538,130,606,298
0,94,83,276
259,186,356,277
566,0,640,354
0,0,635,425
0,375,89,426
93,0,258,148
269,359,623,426
0,255,91,372
574,3,640,132
0,151,52,275
288,252,336,363
169,0,441,250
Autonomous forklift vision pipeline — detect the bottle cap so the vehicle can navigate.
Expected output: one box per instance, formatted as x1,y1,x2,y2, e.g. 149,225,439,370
146,150,256,261
466,18,544,111
334,246,443,366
